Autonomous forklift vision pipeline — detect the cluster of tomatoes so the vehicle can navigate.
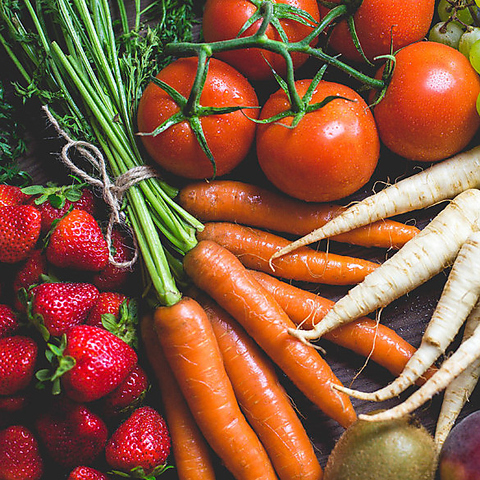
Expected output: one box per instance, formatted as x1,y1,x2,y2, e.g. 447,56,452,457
136,0,480,203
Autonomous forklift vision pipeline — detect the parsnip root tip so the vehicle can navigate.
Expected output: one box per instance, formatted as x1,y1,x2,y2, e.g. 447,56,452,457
332,384,383,401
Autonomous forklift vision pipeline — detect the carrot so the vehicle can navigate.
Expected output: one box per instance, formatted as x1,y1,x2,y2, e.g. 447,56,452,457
192,289,323,480
196,222,379,286
140,314,217,480
183,239,357,428
435,300,480,447
249,270,435,383
357,321,480,423
336,230,480,403
178,180,419,249
153,297,278,480
288,189,480,344
271,145,480,259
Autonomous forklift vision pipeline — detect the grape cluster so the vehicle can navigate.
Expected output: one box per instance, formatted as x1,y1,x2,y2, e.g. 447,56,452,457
429,0,480,112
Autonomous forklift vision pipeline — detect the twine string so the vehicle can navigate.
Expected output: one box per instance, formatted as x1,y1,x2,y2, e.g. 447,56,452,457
42,105,159,269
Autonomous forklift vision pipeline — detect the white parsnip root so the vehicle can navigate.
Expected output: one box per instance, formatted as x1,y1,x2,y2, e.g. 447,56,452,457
357,322,480,423
336,231,480,402
434,300,480,447
272,145,480,260
288,189,480,343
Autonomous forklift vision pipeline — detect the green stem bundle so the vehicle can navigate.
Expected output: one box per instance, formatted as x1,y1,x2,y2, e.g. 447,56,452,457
0,0,202,306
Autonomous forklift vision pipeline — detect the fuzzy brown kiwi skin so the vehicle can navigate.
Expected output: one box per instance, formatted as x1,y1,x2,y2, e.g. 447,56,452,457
323,413,438,480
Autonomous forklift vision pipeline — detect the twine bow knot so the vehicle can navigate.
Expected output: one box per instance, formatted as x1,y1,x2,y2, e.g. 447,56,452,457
42,105,158,269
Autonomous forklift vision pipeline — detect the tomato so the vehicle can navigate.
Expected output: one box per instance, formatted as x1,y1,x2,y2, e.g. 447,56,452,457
256,80,380,202
136,57,259,179
319,0,435,63
202,0,320,81
371,41,480,162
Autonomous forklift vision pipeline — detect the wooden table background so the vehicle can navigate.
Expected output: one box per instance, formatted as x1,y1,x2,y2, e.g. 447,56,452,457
6,3,480,478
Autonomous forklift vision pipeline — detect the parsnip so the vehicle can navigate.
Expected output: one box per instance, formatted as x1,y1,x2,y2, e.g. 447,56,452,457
289,189,480,344
434,300,480,447
336,231,480,402
356,322,480,423
272,145,480,260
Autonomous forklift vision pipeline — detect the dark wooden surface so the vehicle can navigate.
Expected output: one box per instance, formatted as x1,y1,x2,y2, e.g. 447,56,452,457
8,5,480,478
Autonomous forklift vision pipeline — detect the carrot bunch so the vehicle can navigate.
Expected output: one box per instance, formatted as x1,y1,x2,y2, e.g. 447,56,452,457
139,180,426,479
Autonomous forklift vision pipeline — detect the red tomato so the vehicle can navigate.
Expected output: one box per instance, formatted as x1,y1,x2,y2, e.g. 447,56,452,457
256,80,380,202
137,57,259,179
319,0,435,63
371,41,480,162
202,0,320,81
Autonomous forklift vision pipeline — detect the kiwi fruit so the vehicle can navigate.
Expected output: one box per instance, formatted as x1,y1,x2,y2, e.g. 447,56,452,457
323,414,438,480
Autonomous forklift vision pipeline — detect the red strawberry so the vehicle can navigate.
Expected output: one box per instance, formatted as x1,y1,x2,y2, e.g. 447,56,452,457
36,186,96,232
0,304,19,338
46,209,109,271
35,397,108,468
0,425,44,480
102,364,149,418
61,324,137,402
68,466,111,480
0,394,29,414
0,336,37,396
0,185,30,207
0,205,41,263
105,406,171,477
0,394,30,428
86,292,138,347
86,292,129,329
93,228,135,291
29,282,99,338
12,249,48,311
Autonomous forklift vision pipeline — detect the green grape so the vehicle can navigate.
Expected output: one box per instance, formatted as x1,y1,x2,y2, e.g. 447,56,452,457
469,39,480,72
459,27,480,57
476,90,480,116
476,0,480,8
429,21,464,49
438,0,474,25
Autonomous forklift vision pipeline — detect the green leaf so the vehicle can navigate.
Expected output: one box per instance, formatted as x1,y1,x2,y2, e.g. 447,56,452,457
21,185,46,196
48,193,65,209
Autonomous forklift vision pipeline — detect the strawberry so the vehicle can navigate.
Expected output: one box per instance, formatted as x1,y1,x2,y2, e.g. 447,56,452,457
0,336,38,396
86,292,129,329
12,249,48,311
35,397,108,468
0,205,41,264
34,185,96,232
105,406,171,478
0,394,29,414
102,364,149,418
0,185,30,207
86,292,138,348
93,227,135,291
0,425,44,480
46,324,138,403
46,209,109,271
0,304,19,338
29,282,99,338
68,466,111,480
0,394,30,428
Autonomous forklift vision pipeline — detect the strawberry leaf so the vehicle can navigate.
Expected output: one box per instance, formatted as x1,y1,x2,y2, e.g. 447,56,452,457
35,335,75,395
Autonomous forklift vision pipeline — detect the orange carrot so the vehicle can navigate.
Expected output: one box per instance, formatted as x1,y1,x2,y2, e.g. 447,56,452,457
178,180,419,249
140,314,217,480
196,222,378,286
192,289,323,480
183,240,357,428
153,297,278,480
249,271,436,384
